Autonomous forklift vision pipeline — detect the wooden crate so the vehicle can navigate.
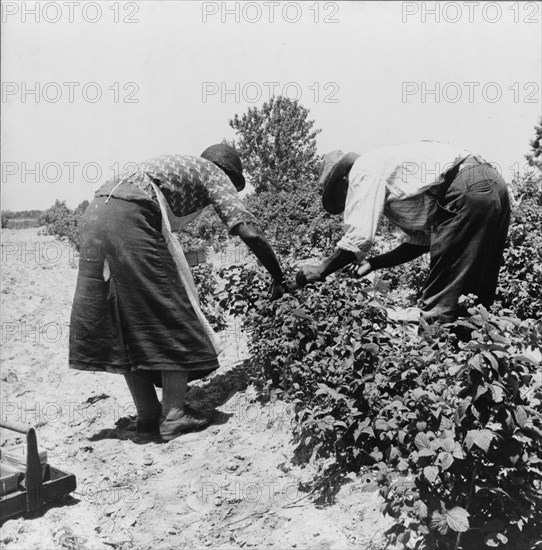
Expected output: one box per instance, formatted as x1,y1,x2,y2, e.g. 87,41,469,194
0,463,23,497
0,422,76,522
2,444,48,479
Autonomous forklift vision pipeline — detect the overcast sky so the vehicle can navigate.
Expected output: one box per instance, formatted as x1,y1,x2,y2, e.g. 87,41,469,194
2,0,541,211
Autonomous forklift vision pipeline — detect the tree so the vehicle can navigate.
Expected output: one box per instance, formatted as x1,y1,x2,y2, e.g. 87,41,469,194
229,96,322,193
525,116,542,172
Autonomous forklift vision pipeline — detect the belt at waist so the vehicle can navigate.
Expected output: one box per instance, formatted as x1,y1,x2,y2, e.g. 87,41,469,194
96,172,159,205
439,154,488,200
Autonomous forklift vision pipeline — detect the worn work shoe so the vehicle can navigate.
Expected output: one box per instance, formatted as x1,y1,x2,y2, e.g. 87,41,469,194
136,417,161,435
160,406,210,441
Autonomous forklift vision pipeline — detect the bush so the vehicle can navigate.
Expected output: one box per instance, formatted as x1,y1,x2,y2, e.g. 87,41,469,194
243,180,343,259
2,209,43,222
497,172,542,320
39,199,88,251
191,263,227,332
175,207,229,254
382,255,430,305
178,179,342,260
219,265,542,550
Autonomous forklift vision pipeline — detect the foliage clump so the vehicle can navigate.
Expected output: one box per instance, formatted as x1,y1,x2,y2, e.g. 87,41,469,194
497,171,542,320
191,263,227,332
219,265,542,550
525,116,542,172
39,199,89,251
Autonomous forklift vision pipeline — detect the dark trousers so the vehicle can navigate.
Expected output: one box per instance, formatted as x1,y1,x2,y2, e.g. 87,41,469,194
420,161,511,323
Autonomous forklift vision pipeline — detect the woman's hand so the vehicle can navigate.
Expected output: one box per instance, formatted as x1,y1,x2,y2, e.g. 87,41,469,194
270,280,285,301
270,279,297,300
295,264,324,288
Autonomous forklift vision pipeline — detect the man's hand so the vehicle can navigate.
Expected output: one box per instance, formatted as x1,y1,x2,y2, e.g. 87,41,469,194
295,264,324,288
344,260,372,278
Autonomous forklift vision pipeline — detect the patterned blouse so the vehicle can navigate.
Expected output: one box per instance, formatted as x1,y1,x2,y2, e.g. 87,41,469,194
95,154,255,233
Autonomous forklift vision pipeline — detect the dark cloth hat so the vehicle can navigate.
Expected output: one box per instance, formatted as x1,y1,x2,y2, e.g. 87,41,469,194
319,150,361,214
201,144,245,191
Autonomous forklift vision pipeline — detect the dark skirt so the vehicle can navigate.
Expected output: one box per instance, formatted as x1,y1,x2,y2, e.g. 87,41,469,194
420,162,511,323
69,196,219,382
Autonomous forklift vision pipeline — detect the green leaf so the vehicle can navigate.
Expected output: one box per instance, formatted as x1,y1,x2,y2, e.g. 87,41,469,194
482,350,499,371
423,465,439,484
374,418,389,431
469,354,486,372
370,449,383,462
485,533,509,547
430,510,448,535
440,438,455,453
465,429,494,453
414,499,428,519
410,387,428,401
511,352,541,366
291,308,312,320
446,506,470,532
414,432,432,450
452,443,465,460
475,383,489,401
479,305,489,321
362,343,379,354
437,451,454,471
490,383,505,403
515,405,528,428
448,364,464,376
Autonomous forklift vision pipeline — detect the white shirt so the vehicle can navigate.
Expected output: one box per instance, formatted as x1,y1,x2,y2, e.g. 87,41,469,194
337,141,474,260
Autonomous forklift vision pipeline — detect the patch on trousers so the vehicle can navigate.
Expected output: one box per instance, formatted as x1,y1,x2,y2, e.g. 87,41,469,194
103,259,111,281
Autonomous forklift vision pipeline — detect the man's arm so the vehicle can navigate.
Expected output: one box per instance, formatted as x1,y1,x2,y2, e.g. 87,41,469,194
203,169,286,299
345,242,429,277
297,249,357,286
297,169,388,287
368,243,429,270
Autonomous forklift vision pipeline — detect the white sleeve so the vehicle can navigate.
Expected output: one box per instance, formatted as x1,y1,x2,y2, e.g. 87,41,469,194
336,169,387,262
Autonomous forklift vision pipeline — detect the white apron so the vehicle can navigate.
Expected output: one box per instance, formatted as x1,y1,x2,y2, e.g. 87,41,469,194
149,181,223,356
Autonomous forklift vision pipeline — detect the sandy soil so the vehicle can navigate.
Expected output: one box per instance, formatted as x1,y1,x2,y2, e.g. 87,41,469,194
1,228,392,550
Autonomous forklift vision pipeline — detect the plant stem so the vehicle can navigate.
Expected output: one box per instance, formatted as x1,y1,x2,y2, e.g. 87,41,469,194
454,464,478,550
